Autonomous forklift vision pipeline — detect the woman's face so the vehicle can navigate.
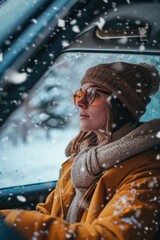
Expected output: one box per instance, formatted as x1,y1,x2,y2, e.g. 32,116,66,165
76,82,110,132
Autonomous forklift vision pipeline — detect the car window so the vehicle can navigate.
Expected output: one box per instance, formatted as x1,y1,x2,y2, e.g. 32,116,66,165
0,52,160,188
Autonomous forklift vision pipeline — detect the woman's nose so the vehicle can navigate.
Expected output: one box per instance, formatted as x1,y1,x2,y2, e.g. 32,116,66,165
77,97,88,109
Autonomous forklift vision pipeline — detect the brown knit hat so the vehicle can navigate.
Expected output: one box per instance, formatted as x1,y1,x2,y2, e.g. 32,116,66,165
81,62,160,120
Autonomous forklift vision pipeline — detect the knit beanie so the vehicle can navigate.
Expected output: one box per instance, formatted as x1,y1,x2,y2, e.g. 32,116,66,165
81,62,160,120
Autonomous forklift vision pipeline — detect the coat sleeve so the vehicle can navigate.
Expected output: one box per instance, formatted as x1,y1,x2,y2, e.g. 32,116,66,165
0,165,160,240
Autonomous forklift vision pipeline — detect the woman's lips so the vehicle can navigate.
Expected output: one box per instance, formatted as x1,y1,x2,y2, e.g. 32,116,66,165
80,113,90,119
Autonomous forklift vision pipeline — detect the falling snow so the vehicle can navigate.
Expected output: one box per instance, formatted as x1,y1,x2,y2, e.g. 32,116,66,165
58,19,65,28
139,28,147,37
139,44,145,52
156,154,160,160
0,52,3,62
95,17,105,30
5,70,27,84
156,131,160,138
31,18,38,24
61,40,70,48
72,25,80,33
126,0,131,4
70,19,77,25
121,216,142,228
117,38,128,45
16,195,27,202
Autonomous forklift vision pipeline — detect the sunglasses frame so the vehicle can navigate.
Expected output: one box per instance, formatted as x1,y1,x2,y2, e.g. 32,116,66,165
73,87,110,106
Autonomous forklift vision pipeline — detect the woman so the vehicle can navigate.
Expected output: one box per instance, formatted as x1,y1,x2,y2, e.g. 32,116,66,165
0,62,160,240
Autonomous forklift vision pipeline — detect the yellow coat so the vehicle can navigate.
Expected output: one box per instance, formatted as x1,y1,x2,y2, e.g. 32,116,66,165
1,148,160,240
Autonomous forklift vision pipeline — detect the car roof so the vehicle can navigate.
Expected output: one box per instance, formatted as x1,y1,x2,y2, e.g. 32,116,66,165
68,1,160,54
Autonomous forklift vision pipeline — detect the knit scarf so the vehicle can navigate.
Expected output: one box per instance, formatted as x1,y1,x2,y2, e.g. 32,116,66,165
65,119,160,223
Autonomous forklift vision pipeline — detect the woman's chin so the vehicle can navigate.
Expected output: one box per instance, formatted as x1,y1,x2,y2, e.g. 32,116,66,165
80,124,91,132
80,123,96,132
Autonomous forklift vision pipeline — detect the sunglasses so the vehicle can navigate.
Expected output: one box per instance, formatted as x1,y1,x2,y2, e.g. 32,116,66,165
73,87,110,106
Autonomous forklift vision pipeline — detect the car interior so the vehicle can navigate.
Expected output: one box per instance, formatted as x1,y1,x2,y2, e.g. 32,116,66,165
0,0,160,239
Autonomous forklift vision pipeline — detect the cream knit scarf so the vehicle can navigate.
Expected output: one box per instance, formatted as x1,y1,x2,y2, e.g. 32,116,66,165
65,119,160,223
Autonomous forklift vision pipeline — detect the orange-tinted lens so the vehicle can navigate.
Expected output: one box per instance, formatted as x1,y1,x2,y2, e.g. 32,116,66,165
73,88,96,105
85,88,96,104
73,90,84,105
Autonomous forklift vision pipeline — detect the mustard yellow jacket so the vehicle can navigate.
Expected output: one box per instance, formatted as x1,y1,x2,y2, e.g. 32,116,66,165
1,148,160,240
